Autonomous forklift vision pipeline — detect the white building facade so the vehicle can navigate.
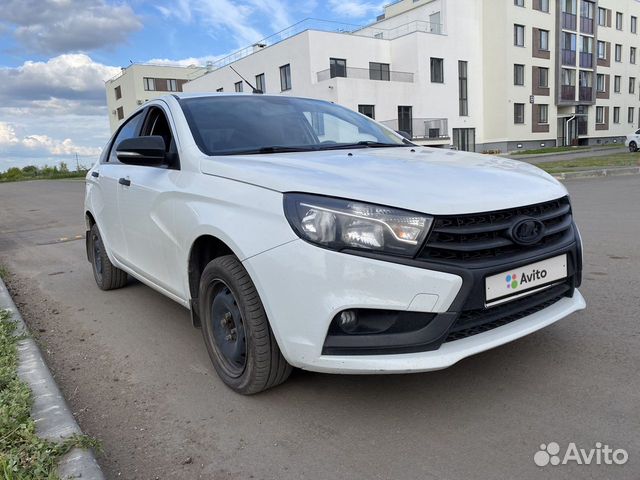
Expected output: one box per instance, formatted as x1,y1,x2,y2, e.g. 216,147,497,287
176,0,640,152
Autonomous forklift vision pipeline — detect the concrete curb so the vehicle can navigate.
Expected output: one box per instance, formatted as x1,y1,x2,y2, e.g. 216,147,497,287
504,145,626,160
553,166,640,180
0,277,104,480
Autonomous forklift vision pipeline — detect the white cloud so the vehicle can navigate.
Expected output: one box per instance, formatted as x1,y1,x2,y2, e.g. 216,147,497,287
0,121,101,158
327,0,384,18
157,0,294,48
0,0,142,54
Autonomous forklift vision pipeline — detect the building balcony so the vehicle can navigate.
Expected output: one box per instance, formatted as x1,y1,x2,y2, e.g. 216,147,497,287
316,67,414,83
580,17,594,34
561,85,576,101
579,86,593,102
562,49,576,66
580,52,593,68
562,12,577,30
379,118,449,141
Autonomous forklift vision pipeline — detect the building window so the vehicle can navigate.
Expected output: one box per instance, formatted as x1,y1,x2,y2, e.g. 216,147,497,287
633,16,638,33
596,73,605,92
632,47,637,64
597,40,606,59
453,128,475,152
539,29,549,51
216,88,223,92
167,79,178,92
397,106,413,138
630,77,636,94
430,58,444,83
616,12,623,30
255,73,265,92
597,7,606,26
538,104,549,124
514,0,524,6
514,24,525,46
539,0,549,12
234,81,243,92
596,106,605,124
615,44,622,62
358,105,375,119
143,77,155,91
563,0,577,14
369,62,390,81
329,58,347,78
114,85,122,100
614,75,621,93
514,103,525,124
539,67,549,87
628,107,634,123
613,106,620,123
116,106,124,120
458,60,468,116
280,64,292,91
514,64,525,85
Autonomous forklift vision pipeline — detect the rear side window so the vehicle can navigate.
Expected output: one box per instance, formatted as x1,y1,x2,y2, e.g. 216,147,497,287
107,111,143,163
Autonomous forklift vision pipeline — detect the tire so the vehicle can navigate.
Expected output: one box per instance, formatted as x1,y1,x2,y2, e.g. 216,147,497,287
89,224,128,290
199,255,292,394
629,141,638,152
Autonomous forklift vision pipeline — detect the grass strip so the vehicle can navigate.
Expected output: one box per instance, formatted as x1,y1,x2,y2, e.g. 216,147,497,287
0,309,99,479
537,153,640,174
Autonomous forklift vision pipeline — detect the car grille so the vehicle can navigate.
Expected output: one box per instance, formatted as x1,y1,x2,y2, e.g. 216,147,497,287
418,197,573,267
444,282,572,343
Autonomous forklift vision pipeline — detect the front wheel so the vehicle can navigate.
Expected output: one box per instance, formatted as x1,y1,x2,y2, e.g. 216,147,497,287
88,224,128,290
629,141,638,152
199,255,292,394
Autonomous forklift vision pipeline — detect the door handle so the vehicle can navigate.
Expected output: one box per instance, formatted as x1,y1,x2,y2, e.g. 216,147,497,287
91,171,99,178
118,177,131,187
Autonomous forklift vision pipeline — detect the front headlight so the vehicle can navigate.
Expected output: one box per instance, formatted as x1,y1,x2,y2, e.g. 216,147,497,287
283,193,433,257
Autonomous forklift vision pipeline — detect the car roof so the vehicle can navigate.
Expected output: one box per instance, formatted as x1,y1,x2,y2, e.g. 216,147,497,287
169,92,332,103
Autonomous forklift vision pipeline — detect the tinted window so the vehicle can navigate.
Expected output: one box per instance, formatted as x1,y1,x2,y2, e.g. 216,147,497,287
180,96,407,156
108,111,143,163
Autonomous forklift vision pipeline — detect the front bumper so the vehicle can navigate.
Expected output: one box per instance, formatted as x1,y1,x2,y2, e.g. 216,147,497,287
243,239,585,374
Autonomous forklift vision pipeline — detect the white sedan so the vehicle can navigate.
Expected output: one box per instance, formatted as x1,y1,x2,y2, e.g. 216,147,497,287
625,129,640,151
85,93,585,394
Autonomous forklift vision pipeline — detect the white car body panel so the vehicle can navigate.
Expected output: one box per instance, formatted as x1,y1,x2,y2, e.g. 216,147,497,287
85,93,585,375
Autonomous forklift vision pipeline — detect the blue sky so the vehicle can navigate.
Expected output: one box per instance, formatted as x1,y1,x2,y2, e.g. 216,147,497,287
0,0,386,171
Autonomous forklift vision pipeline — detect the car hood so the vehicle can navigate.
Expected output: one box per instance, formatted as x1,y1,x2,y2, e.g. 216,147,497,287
200,147,568,215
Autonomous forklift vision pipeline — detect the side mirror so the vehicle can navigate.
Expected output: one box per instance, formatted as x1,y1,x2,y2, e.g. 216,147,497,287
116,136,166,166
396,130,412,140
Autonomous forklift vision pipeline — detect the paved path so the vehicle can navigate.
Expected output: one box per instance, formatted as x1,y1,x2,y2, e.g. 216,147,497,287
0,178,638,479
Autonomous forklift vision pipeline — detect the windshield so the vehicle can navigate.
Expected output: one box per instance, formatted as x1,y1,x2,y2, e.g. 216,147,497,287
180,95,410,156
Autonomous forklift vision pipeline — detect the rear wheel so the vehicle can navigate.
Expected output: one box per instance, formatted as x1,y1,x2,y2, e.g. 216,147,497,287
199,255,291,394
89,224,128,290
629,141,638,152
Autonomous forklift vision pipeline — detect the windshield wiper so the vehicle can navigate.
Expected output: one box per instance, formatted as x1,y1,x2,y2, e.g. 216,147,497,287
317,141,410,151
222,145,318,155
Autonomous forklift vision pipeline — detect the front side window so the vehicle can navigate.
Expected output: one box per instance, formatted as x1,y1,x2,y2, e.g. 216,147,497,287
108,111,143,162
280,64,292,91
369,62,390,81
430,57,444,83
180,96,408,156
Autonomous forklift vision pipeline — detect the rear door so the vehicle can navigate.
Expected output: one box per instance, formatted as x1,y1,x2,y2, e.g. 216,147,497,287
116,105,183,296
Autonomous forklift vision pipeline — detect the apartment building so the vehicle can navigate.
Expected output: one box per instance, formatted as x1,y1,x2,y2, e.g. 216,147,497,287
112,0,640,152
105,64,208,132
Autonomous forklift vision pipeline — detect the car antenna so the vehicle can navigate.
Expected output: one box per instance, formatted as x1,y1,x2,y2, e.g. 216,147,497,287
229,65,263,94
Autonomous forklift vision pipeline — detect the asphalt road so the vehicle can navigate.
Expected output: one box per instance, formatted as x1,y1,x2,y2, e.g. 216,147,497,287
0,177,638,480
